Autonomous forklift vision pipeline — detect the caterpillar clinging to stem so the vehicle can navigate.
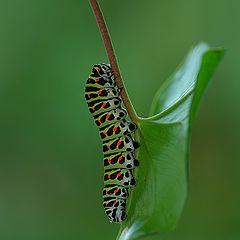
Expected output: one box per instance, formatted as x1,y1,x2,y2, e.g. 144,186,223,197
85,64,139,223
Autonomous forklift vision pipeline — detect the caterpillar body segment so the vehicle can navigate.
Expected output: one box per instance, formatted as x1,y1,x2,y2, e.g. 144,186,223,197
104,203,127,223
85,87,119,103
89,98,122,116
103,186,129,199
102,135,138,155
100,120,136,141
86,76,115,89
104,169,136,187
94,108,127,129
103,152,139,170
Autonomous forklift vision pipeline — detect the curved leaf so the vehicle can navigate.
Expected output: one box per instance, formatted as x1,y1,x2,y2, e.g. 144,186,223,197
117,43,224,240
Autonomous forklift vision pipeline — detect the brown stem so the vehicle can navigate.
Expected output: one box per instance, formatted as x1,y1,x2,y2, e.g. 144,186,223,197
88,0,138,123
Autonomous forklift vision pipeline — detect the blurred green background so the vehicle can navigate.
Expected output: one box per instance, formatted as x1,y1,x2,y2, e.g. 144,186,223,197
0,0,239,239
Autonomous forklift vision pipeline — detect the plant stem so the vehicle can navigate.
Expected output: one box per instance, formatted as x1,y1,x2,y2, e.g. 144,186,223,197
88,0,138,123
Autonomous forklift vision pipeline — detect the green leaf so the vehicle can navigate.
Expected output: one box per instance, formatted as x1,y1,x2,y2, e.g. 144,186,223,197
117,43,224,240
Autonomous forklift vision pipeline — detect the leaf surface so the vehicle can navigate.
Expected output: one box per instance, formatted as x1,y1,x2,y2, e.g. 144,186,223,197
117,43,224,240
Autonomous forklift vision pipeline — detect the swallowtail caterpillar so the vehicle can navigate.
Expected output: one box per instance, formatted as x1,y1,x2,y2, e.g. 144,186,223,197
85,64,139,223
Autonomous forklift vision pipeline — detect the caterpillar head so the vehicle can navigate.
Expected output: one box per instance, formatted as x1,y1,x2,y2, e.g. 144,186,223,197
92,63,112,77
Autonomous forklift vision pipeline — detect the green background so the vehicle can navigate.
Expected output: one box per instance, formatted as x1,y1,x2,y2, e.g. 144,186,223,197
0,0,239,239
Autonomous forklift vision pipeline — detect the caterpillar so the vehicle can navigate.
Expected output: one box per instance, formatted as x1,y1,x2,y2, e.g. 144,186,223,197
85,63,139,223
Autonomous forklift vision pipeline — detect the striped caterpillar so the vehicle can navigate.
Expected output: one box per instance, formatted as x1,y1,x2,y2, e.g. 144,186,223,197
85,63,139,223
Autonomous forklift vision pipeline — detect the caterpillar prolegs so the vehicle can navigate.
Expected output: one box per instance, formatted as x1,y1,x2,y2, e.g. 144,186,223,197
85,64,139,223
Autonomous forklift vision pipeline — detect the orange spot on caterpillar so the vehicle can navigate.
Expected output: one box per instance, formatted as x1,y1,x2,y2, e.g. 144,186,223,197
108,174,111,179
118,156,123,161
113,127,117,132
102,103,107,108
87,94,91,99
117,172,122,178
98,90,102,95
107,145,110,149
97,119,101,123
114,200,117,205
106,189,109,193
106,114,111,120
117,140,122,147
108,159,111,164
114,189,119,194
